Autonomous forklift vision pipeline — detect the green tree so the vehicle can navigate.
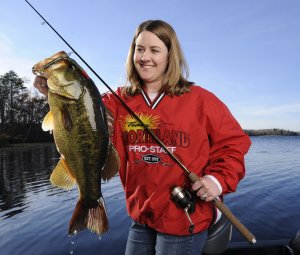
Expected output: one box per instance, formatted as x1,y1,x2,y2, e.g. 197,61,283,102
0,70,26,128
0,70,50,143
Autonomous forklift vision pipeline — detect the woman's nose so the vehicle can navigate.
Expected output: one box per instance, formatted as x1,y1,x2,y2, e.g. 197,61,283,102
141,51,150,61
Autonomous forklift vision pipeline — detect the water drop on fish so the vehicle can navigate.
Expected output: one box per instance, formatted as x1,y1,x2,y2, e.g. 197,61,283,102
70,251,74,255
98,236,102,240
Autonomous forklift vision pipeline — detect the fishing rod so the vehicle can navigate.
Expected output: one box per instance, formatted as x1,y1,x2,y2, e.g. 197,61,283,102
25,0,256,244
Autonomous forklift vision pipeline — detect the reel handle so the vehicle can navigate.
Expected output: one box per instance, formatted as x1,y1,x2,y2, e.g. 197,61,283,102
188,172,256,244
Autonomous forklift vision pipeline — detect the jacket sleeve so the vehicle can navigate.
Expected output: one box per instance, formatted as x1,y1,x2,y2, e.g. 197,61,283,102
203,93,251,195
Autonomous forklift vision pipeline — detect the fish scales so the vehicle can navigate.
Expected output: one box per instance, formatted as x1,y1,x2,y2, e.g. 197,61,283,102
32,51,120,235
49,77,107,197
50,88,104,199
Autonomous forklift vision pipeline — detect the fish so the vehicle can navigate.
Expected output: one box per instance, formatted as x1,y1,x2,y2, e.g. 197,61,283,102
32,51,120,235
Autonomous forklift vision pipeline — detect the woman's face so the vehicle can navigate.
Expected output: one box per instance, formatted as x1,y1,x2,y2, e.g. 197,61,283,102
133,31,169,89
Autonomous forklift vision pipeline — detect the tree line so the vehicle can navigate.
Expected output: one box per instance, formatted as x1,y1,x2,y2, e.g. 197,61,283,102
1,70,298,145
0,70,53,144
244,129,299,136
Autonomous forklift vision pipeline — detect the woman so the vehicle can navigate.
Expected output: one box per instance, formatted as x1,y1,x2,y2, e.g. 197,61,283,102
102,19,251,255
34,20,251,255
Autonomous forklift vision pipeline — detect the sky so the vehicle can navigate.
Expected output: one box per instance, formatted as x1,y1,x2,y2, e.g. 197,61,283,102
0,0,300,131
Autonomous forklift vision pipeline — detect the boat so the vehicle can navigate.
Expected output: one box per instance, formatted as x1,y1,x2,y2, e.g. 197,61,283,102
203,214,300,255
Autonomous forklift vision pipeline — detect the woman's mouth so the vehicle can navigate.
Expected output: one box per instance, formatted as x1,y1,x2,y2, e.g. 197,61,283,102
141,64,154,70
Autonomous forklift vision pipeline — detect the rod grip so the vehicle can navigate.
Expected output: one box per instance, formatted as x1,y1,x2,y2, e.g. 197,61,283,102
213,199,256,244
188,172,256,244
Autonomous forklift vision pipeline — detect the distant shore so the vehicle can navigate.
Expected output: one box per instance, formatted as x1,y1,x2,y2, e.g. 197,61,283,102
244,128,299,136
0,127,299,146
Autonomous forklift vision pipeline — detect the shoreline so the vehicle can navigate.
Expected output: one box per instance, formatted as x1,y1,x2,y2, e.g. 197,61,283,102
244,128,299,136
1,128,299,146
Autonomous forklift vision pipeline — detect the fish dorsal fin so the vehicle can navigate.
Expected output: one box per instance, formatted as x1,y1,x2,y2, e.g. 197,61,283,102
50,158,76,190
101,144,120,181
42,111,54,132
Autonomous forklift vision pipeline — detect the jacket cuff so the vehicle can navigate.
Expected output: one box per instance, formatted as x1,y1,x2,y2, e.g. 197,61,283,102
204,175,223,195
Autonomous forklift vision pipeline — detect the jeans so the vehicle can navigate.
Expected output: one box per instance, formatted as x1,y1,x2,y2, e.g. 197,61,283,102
125,221,208,255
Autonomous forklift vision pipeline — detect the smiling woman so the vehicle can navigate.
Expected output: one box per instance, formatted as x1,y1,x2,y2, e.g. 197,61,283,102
100,19,252,255
133,31,169,92
125,20,192,96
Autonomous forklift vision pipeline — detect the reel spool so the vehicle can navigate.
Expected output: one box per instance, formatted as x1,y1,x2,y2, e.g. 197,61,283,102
171,186,196,233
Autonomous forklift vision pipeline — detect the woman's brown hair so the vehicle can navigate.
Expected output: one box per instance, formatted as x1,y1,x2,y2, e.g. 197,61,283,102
124,20,193,96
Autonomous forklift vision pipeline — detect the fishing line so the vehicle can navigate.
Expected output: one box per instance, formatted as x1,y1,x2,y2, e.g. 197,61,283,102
25,0,256,244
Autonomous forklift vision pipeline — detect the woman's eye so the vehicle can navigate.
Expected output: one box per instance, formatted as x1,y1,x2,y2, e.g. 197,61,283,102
136,48,144,53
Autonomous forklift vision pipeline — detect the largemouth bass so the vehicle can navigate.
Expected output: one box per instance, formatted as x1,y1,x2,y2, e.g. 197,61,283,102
32,51,120,235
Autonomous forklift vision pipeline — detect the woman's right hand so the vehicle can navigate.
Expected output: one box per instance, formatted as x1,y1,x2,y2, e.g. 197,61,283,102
33,76,49,97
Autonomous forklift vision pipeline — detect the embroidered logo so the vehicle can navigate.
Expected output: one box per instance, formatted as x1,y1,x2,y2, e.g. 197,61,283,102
119,112,190,166
121,113,160,132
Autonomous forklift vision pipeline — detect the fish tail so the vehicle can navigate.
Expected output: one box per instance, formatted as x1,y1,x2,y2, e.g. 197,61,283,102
68,197,108,235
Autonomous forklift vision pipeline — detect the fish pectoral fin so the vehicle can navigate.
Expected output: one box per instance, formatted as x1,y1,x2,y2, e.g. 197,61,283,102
105,107,114,138
61,104,73,132
101,143,120,181
50,159,76,190
69,197,108,235
42,111,54,132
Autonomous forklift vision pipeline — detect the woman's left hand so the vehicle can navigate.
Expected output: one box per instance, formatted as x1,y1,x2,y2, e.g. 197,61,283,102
33,76,49,97
192,176,221,202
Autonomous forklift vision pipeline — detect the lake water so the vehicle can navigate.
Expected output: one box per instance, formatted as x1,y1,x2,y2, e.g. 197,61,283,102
0,136,300,255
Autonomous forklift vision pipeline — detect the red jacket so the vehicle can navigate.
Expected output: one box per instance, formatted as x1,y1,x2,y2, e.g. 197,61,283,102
102,85,251,235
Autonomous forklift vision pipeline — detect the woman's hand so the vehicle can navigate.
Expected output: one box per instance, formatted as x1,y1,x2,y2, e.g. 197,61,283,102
192,176,221,202
33,76,49,97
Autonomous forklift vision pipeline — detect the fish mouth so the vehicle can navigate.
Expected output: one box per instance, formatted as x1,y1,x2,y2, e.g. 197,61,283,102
32,51,70,77
32,69,45,78
33,56,69,76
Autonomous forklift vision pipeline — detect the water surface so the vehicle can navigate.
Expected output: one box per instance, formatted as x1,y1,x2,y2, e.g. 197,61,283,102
1,137,300,254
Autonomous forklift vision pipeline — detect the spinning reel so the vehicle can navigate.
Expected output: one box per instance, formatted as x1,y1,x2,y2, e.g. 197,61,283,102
170,186,196,233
